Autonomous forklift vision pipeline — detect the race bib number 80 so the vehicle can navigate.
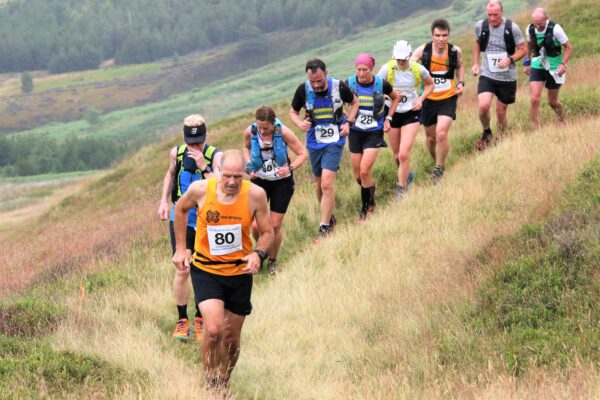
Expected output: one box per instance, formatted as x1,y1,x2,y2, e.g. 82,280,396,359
207,224,242,256
315,124,340,144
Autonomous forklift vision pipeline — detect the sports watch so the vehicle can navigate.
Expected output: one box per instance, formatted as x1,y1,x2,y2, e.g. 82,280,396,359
253,249,268,261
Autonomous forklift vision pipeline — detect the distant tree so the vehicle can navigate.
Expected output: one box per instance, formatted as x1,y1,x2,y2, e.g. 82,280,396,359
20,72,34,93
85,107,101,126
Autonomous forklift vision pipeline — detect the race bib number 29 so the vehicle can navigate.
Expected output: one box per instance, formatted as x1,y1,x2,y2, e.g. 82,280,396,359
315,124,340,144
207,224,242,256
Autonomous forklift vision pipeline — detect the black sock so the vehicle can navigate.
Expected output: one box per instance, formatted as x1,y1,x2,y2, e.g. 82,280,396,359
177,304,188,320
369,185,376,206
195,305,202,319
483,128,492,138
360,186,371,210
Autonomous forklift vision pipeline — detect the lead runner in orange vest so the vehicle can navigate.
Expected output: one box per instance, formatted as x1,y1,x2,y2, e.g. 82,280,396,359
172,149,273,394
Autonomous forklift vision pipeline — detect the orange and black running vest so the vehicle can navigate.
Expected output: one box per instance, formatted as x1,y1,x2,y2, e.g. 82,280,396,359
192,178,253,276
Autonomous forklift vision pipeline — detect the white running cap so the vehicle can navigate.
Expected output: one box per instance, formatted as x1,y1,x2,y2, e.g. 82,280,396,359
393,40,412,60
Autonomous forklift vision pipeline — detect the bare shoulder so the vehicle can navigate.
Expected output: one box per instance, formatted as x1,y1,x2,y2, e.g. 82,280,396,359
187,179,209,198
411,44,426,60
249,182,267,202
453,44,463,54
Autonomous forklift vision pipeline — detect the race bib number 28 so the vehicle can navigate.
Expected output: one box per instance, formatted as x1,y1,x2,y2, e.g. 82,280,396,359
207,224,242,256
355,112,378,130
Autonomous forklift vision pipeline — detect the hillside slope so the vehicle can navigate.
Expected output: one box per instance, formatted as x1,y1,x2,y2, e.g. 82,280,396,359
1,0,599,398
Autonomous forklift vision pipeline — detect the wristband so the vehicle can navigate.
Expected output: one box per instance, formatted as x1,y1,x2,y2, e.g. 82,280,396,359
289,164,295,172
523,57,531,67
385,115,393,121
456,81,465,87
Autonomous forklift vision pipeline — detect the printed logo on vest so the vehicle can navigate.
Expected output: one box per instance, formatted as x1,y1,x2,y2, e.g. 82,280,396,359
206,210,220,223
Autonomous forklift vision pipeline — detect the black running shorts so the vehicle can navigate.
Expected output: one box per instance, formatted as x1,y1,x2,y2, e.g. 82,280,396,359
529,67,562,90
421,95,458,127
477,75,517,105
384,107,421,129
190,266,253,316
169,221,196,254
348,129,385,153
251,175,295,214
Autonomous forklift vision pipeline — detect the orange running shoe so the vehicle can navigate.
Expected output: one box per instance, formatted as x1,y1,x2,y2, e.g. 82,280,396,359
172,318,190,341
194,317,203,342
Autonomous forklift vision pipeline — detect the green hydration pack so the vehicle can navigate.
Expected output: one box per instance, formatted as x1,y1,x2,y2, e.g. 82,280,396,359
385,59,422,93
528,20,561,58
170,144,218,203
247,118,288,172
478,18,516,55
421,41,458,80
347,75,385,117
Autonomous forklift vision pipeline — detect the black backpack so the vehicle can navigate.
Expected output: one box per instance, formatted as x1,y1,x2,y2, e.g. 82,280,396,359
421,41,458,80
478,18,516,55
528,20,562,58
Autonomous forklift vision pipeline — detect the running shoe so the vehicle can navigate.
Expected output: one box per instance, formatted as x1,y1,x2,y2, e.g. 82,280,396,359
431,165,444,184
475,128,493,151
267,259,280,275
172,318,190,341
194,317,203,342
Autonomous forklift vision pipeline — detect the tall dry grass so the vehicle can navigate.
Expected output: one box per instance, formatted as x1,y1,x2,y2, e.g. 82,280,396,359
2,32,600,400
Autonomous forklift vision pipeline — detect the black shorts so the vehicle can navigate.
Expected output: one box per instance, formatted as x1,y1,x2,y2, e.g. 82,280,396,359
251,175,294,214
384,107,421,128
190,267,253,316
529,67,562,90
477,75,517,105
421,96,457,127
348,129,385,153
169,221,196,254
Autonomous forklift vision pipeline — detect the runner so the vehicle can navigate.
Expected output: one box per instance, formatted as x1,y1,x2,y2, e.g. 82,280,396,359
378,41,434,199
412,19,465,183
347,53,399,218
524,7,572,128
243,106,307,273
172,150,273,395
157,114,222,341
289,58,359,237
472,0,527,149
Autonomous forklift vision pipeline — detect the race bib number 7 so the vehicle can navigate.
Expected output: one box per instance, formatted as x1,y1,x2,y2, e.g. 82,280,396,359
207,224,242,256
315,124,340,144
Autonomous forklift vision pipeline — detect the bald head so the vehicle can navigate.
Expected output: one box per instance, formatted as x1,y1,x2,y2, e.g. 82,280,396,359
532,7,548,30
220,149,244,171
487,0,503,11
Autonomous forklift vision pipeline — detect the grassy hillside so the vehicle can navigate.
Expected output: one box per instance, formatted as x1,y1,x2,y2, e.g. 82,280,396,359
5,0,529,144
1,0,599,398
